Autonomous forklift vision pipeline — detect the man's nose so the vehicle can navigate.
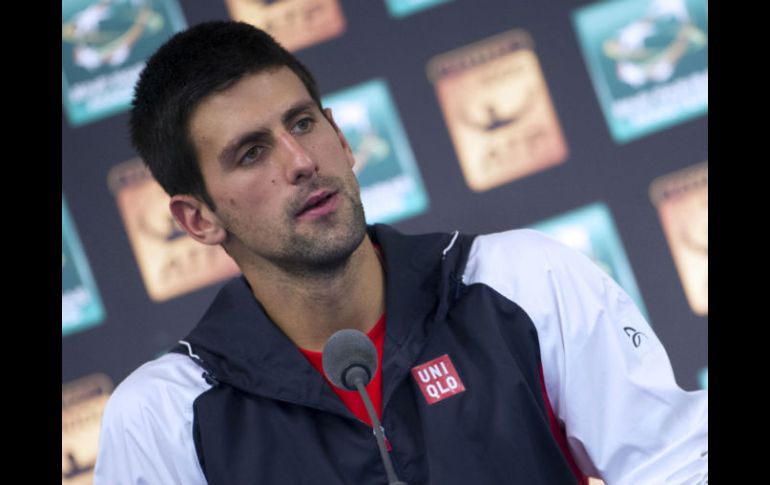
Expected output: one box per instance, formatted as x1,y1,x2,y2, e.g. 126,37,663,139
278,132,318,184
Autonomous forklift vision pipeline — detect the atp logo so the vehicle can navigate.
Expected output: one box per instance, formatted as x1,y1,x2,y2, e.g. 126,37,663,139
623,326,647,348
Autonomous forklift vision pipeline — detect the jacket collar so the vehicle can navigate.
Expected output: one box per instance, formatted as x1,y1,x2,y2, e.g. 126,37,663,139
181,224,471,417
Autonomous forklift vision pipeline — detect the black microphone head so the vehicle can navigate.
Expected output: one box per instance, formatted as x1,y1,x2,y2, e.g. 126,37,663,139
322,329,378,391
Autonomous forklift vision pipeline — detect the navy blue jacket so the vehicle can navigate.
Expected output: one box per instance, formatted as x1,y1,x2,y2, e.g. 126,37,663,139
94,225,708,485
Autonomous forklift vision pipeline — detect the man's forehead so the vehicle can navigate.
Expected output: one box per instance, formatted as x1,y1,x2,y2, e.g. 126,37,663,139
204,66,311,112
190,67,316,137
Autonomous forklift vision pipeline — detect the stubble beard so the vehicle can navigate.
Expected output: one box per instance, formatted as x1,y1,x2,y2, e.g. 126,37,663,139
223,174,368,280
279,182,367,278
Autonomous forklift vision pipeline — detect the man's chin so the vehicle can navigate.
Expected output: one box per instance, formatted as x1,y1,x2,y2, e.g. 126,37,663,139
311,222,367,264
281,220,366,276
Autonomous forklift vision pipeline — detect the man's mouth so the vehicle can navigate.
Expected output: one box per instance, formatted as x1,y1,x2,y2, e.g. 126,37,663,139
296,190,339,219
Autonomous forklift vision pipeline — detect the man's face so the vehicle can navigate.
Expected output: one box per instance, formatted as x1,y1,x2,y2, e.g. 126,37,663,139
187,66,366,275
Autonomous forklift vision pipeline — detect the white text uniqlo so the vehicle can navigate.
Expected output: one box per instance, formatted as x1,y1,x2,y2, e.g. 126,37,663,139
411,354,466,405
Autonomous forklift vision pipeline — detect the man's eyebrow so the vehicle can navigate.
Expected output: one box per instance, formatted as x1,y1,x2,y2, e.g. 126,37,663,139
282,99,318,125
216,99,319,167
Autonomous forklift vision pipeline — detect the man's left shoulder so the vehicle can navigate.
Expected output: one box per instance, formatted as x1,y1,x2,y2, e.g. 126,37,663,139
466,228,590,272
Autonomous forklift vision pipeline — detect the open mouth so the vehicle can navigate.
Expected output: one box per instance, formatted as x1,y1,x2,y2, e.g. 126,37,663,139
296,191,338,219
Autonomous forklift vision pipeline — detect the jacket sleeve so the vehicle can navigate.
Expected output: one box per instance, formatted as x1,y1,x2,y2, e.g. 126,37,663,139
463,229,708,485
92,353,210,485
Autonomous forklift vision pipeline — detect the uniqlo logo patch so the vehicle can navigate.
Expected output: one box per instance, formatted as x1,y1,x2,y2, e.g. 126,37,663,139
411,354,466,405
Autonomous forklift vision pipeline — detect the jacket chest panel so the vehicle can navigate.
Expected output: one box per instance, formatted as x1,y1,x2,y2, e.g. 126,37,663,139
376,287,579,484
195,389,391,485
191,285,577,484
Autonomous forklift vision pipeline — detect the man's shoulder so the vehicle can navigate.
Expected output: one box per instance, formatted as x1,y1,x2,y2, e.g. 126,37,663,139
103,353,211,425
94,354,211,484
468,228,587,268
472,228,561,250
463,228,604,292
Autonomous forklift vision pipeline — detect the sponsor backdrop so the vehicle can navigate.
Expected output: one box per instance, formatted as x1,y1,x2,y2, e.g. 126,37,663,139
61,0,708,482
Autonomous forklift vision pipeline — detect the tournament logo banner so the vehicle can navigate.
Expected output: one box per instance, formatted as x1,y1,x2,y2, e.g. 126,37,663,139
224,0,346,52
572,0,708,143
385,0,452,18
62,374,113,485
528,202,649,320
323,79,429,224
108,159,240,302
62,195,106,336
427,30,568,192
62,0,187,127
650,161,708,316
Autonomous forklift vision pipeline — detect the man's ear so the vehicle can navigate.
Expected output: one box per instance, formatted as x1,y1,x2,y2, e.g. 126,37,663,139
169,194,226,246
324,107,355,168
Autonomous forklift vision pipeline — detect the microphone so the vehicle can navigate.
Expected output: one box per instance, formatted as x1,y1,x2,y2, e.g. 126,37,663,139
322,329,408,485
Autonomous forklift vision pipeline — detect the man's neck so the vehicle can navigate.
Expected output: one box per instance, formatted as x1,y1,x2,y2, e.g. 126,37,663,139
241,236,385,352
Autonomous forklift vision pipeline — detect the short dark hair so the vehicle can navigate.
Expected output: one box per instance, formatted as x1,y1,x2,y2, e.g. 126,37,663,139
130,21,323,210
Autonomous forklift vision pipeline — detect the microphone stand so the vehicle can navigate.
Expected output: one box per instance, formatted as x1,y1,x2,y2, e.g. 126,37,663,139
353,376,408,485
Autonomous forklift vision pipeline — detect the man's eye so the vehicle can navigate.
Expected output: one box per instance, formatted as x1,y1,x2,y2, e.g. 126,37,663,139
293,117,315,133
240,146,265,165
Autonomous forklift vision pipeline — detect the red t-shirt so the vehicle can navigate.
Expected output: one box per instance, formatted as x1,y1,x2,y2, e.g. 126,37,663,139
298,314,386,426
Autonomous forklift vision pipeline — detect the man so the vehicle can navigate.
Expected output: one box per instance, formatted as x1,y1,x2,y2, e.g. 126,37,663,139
94,21,707,485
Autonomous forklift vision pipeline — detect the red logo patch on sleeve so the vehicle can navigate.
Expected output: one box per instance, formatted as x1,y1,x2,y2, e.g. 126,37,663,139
411,354,466,405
